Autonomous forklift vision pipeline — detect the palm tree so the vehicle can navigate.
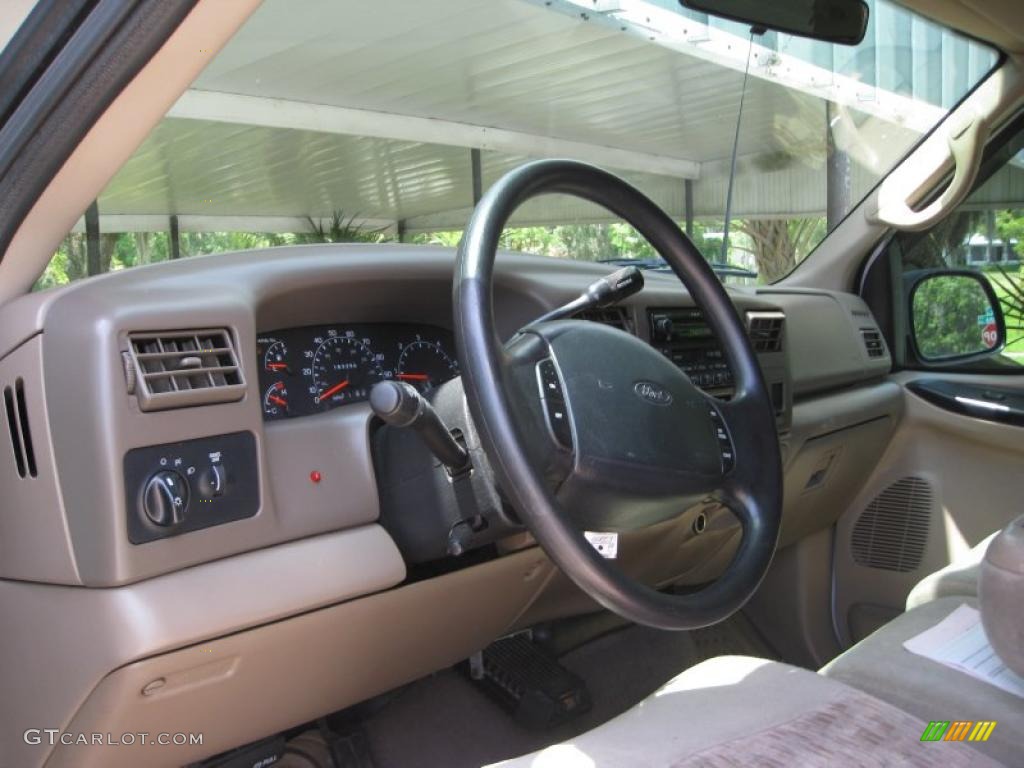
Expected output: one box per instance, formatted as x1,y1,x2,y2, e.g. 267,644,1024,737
295,211,389,244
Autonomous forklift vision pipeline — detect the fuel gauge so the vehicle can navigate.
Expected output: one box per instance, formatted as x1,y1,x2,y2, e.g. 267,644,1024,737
260,338,291,374
263,381,290,419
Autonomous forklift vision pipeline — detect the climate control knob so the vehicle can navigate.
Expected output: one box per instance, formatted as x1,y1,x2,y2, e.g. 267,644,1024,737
143,470,189,527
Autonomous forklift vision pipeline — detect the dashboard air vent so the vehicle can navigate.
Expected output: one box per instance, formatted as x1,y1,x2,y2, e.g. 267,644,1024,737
574,307,631,333
3,378,37,478
746,312,785,353
850,476,932,573
126,329,245,412
861,328,886,358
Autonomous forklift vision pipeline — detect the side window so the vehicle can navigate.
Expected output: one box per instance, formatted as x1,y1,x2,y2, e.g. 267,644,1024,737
891,124,1024,371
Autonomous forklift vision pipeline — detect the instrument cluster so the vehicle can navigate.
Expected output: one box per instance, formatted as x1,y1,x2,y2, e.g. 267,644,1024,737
256,323,459,420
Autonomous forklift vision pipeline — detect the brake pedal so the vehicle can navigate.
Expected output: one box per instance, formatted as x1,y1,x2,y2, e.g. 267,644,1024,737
469,633,591,730
317,719,374,768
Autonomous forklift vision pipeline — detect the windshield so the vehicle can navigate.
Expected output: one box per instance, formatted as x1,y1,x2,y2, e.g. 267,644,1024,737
31,0,996,290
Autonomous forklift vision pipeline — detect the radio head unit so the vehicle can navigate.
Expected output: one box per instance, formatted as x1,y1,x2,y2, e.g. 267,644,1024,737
647,307,789,429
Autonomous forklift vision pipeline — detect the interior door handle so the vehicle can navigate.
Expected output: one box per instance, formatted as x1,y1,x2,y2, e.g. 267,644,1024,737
908,379,1024,427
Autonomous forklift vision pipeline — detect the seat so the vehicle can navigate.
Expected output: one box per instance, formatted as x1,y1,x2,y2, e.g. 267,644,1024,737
822,596,1022,766
906,533,996,610
491,653,1003,767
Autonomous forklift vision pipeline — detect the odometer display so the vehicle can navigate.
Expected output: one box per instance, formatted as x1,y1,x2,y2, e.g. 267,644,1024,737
255,323,458,420
310,333,383,407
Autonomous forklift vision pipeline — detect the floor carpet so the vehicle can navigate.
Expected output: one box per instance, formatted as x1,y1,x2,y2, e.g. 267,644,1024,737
357,612,775,768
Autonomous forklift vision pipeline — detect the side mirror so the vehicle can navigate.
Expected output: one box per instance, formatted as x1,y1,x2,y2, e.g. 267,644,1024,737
908,270,1005,362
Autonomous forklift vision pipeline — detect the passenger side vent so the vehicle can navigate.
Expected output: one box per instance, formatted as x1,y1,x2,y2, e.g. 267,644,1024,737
746,311,785,353
3,378,37,478
574,307,632,333
861,328,886,358
126,329,245,412
850,476,932,572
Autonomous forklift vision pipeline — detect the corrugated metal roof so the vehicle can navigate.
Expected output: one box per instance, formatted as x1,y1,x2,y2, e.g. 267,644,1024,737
84,0,995,232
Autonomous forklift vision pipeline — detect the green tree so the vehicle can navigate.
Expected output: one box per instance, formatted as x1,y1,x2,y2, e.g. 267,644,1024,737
995,209,1024,258
293,211,389,244
734,217,826,282
499,226,558,256
412,230,462,247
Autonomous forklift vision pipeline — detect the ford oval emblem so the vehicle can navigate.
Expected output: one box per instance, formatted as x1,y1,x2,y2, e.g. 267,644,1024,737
633,380,673,406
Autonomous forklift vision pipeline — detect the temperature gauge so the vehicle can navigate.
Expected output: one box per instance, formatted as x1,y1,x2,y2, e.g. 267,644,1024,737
263,381,289,419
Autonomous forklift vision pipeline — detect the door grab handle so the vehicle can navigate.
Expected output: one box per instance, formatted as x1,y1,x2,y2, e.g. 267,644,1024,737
868,110,990,232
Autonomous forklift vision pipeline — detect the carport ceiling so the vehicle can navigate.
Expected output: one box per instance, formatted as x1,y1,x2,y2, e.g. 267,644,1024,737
87,0,968,232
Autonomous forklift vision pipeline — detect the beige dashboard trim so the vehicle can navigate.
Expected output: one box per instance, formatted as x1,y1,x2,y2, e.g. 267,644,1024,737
28,546,553,768
0,334,79,583
0,524,405,767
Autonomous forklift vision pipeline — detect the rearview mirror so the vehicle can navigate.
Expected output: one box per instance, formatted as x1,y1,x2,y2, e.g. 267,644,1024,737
679,0,868,45
908,270,1006,362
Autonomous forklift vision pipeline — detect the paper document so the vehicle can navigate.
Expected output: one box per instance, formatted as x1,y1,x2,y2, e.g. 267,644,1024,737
903,603,1024,699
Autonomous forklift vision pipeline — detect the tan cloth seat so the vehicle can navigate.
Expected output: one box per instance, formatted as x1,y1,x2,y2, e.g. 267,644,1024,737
906,533,996,610
822,596,1022,766
490,654,1003,767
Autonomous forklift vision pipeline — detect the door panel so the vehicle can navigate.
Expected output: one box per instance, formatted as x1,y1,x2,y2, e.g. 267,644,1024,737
833,371,1024,645
843,113,1024,646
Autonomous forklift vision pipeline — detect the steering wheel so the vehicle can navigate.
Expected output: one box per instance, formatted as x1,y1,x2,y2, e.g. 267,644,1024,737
453,160,782,630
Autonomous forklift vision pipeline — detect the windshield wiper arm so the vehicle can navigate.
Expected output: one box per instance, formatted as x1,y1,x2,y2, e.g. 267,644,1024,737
708,263,758,279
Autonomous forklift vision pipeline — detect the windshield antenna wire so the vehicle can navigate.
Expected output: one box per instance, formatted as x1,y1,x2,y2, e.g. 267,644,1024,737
720,26,764,265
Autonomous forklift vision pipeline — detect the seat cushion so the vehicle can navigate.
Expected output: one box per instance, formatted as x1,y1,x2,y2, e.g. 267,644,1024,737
822,596,1021,766
489,655,1000,767
906,533,995,610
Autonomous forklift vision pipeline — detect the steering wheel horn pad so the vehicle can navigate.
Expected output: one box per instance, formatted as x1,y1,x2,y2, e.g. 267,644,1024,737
454,159,782,630
516,319,728,532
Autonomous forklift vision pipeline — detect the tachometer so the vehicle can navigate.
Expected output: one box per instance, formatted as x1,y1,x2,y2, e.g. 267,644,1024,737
308,333,383,407
396,338,459,393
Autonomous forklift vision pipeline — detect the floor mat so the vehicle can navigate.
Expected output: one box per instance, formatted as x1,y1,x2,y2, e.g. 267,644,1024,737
361,612,775,768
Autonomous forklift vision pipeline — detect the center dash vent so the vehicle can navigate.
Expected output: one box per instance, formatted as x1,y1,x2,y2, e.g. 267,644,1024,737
850,476,932,572
861,328,886,358
746,311,785,353
574,307,631,333
126,329,245,412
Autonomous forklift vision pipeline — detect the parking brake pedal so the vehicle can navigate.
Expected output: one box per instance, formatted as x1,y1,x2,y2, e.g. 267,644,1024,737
469,634,591,729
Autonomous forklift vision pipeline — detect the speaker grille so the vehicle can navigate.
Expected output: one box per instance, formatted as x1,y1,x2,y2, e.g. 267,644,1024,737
851,476,932,572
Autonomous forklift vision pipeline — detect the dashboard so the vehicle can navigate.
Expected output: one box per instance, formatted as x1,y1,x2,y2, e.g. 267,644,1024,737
0,245,900,768
0,245,895,590
255,323,459,420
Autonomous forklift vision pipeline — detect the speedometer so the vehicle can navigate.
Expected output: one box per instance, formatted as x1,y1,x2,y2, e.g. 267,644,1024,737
308,333,383,407
258,323,457,419
396,338,459,393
